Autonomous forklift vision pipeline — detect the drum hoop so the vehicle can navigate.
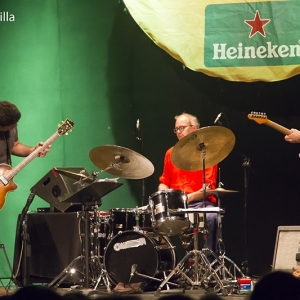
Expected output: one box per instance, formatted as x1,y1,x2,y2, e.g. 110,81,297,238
148,232,176,268
110,208,136,213
149,189,187,199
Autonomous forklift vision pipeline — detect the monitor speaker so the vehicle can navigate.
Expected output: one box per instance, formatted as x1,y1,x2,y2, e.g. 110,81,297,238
272,226,300,272
31,167,90,212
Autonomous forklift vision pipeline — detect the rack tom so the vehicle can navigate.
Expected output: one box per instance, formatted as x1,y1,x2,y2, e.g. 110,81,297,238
149,189,190,236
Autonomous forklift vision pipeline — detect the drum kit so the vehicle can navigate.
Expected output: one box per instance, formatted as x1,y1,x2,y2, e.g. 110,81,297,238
48,126,246,295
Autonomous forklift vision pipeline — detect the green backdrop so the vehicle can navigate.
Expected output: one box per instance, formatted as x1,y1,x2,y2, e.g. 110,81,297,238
0,0,142,280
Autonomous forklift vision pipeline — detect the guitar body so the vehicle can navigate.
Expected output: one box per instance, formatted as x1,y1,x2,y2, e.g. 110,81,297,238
0,164,18,210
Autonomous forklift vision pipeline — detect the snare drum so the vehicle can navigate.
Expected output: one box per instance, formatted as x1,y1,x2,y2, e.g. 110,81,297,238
149,189,190,236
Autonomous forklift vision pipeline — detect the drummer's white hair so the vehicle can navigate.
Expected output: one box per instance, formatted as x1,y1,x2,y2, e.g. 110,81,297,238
174,113,200,128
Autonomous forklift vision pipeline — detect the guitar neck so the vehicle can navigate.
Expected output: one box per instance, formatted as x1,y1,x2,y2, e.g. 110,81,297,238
5,132,60,181
265,120,292,135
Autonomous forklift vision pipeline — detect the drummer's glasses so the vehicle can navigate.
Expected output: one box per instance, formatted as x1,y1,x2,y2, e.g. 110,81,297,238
173,125,193,133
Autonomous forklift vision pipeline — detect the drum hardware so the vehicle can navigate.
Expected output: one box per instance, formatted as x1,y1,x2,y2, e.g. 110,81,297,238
47,202,112,292
154,209,227,296
47,181,122,291
206,192,244,294
128,262,179,289
153,203,245,296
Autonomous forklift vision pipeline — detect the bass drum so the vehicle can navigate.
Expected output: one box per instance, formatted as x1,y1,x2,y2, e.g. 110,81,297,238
103,231,175,285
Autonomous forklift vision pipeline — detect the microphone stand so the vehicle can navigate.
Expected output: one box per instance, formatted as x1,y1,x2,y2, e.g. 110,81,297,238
15,188,37,286
242,157,251,276
136,120,146,206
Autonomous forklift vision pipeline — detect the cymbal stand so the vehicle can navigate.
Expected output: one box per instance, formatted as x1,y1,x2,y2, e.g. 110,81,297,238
156,143,231,296
91,200,111,292
47,206,89,289
47,201,111,292
154,244,224,296
199,142,211,263
202,193,245,294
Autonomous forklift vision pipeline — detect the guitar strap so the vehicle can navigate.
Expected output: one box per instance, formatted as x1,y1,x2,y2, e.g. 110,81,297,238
4,131,12,166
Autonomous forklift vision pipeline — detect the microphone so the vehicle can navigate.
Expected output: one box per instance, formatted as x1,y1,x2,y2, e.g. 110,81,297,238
214,112,223,125
129,264,138,280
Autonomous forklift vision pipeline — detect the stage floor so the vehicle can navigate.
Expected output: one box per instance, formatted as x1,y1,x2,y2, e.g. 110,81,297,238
0,280,253,299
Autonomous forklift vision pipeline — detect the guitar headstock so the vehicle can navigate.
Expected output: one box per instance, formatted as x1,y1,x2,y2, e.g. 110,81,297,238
247,112,268,124
57,119,74,135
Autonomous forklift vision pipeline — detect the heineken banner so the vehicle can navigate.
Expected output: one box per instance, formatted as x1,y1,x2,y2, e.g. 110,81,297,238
123,0,300,82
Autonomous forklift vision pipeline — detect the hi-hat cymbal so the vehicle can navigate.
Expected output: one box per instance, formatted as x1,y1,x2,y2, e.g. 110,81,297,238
171,126,235,170
206,187,239,196
89,145,154,179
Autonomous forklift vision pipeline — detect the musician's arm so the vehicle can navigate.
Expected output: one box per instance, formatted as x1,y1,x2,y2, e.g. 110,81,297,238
11,141,51,157
11,141,34,157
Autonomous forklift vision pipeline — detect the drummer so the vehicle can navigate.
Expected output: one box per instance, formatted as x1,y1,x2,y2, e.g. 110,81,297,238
158,112,218,261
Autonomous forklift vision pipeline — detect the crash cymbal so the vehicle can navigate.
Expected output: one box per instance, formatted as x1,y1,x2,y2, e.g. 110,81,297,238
54,169,93,182
171,126,235,170
207,187,239,196
89,145,154,179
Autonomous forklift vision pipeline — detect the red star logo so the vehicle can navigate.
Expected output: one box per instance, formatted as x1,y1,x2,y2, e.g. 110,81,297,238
244,10,270,38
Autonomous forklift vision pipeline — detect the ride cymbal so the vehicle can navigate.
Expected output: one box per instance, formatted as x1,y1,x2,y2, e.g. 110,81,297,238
89,145,154,179
171,126,235,170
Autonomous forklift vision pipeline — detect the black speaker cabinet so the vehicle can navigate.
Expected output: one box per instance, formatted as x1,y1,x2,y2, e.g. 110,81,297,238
272,226,300,272
13,212,82,286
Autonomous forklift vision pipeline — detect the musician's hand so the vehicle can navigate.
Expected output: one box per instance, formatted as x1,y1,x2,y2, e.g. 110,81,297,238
35,142,51,157
285,128,300,143
187,189,204,204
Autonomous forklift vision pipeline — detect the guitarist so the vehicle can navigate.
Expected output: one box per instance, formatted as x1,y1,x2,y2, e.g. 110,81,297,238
0,100,51,165
285,129,300,143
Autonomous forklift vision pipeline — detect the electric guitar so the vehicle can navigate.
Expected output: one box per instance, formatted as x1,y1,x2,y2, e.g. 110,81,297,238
0,119,74,210
247,112,292,135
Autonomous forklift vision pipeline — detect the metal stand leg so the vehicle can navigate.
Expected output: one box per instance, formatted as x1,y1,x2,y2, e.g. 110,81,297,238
155,250,223,297
93,256,111,293
48,202,112,293
0,244,14,292
207,201,245,294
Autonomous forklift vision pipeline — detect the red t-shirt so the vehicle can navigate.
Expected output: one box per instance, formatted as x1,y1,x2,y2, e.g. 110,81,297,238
159,146,218,204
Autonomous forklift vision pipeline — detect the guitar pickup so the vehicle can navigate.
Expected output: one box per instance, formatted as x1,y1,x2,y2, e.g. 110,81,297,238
0,176,9,186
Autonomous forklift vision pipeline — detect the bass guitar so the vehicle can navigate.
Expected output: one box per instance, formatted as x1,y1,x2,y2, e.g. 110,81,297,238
0,119,74,210
247,112,292,135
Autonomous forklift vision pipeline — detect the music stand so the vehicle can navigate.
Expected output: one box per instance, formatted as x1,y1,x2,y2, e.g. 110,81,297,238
48,181,122,290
